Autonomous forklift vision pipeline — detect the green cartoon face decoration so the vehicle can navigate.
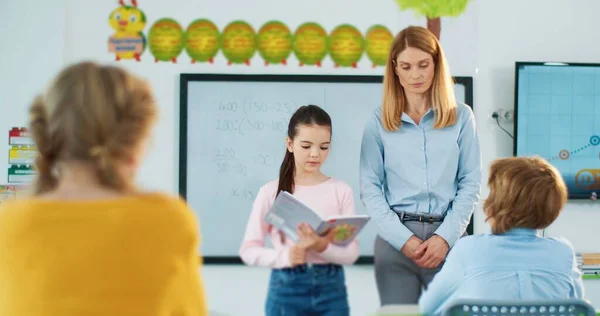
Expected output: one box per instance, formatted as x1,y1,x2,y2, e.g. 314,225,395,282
257,20,293,66
365,25,393,68
220,20,256,65
148,18,184,63
293,22,328,67
184,19,220,64
328,24,364,68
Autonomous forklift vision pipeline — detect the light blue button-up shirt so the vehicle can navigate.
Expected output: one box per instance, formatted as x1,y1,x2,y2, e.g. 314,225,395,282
419,228,585,316
359,102,481,250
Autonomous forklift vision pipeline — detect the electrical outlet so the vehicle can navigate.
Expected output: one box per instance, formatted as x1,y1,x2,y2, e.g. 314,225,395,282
491,109,514,122
503,110,514,122
491,110,503,120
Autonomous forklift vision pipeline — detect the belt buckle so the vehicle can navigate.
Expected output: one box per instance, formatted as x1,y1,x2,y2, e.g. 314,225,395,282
418,215,435,223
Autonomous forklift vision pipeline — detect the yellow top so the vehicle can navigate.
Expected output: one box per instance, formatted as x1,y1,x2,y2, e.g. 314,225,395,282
0,192,207,315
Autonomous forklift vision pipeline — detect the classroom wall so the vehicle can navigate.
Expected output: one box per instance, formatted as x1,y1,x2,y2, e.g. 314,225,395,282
472,1,600,311
472,0,600,249
1,0,599,315
0,1,66,183
63,0,478,195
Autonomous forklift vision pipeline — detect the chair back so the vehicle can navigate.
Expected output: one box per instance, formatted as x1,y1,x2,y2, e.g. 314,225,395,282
442,299,596,316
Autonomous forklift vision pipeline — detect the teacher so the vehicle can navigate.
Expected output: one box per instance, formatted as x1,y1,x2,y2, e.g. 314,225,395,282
359,26,482,305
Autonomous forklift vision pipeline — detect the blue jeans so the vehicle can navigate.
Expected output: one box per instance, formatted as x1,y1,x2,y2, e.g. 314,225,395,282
265,263,350,316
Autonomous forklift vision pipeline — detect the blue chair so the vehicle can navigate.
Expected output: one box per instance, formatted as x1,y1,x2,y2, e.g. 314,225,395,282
442,299,596,316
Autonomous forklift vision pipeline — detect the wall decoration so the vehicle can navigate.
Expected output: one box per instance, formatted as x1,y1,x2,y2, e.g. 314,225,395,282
184,19,220,64
8,127,34,146
257,21,293,66
9,145,36,165
105,13,477,68
7,128,36,184
148,18,185,63
395,0,472,39
293,22,328,67
0,185,28,204
365,25,393,68
0,185,25,205
8,165,36,184
220,20,257,66
328,24,365,68
108,0,147,61
0,186,16,205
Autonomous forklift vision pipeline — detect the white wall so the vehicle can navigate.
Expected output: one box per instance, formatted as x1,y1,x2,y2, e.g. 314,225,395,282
1,0,599,315
472,0,600,246
0,0,66,183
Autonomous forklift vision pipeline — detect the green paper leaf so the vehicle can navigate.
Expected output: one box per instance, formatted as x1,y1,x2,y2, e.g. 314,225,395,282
395,0,472,18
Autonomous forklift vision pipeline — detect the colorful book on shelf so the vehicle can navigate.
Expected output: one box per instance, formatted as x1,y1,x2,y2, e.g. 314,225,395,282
582,253,600,265
8,127,34,145
264,191,370,247
0,185,29,205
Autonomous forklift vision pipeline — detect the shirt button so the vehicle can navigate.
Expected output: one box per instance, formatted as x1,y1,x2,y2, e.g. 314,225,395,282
420,146,425,151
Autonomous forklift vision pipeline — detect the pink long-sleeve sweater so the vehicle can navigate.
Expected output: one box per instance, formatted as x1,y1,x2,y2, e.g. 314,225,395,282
239,177,360,268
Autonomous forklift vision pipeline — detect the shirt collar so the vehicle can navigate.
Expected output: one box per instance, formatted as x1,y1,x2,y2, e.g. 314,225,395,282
401,108,434,124
501,228,539,236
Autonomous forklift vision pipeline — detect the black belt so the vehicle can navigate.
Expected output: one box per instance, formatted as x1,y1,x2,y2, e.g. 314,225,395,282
398,211,444,224
279,263,341,273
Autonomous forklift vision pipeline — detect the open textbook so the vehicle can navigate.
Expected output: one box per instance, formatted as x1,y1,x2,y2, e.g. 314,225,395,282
264,191,370,247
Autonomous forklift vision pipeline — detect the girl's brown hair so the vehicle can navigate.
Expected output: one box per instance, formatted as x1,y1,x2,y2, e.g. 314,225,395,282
381,26,457,131
29,61,157,195
277,105,332,195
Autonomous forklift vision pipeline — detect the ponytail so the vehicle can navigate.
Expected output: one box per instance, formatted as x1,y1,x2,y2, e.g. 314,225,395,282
85,67,155,193
276,150,295,195
89,144,132,193
29,96,58,195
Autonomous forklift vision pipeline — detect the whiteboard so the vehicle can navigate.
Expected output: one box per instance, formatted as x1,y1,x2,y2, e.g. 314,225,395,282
179,74,473,262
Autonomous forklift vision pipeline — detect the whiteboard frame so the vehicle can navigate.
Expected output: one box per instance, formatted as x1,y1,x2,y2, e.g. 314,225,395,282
179,74,474,264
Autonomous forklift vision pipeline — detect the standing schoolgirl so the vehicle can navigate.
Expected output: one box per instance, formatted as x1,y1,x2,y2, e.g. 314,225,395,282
240,105,359,316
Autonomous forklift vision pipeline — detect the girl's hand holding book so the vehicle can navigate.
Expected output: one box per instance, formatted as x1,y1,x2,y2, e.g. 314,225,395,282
296,223,335,253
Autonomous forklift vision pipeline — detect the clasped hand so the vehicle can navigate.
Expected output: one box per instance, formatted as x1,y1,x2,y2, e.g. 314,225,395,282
401,234,449,268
